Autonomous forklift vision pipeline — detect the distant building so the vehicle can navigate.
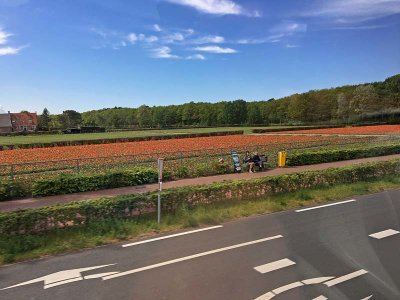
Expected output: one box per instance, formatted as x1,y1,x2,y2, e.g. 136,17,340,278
0,112,12,133
0,111,38,133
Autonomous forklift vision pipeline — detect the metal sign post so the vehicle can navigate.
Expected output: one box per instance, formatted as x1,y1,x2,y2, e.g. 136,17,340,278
157,158,164,224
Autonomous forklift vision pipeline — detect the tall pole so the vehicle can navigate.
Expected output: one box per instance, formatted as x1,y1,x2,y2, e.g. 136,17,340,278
157,158,164,225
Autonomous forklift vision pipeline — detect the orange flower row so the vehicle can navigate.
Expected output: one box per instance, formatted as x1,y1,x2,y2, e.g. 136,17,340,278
284,125,400,135
0,134,360,165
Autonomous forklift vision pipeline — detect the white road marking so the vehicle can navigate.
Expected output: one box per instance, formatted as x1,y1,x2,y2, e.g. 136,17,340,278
254,258,295,274
272,281,303,294
84,272,119,279
103,235,283,280
1,264,115,290
312,296,328,300
295,199,356,212
122,225,223,247
369,229,400,239
361,295,373,300
254,276,333,300
324,269,368,287
302,277,333,285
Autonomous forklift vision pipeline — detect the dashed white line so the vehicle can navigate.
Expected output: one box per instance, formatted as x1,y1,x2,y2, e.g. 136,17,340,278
254,258,295,274
122,225,223,247
324,269,368,287
104,235,283,280
369,229,400,240
295,199,356,212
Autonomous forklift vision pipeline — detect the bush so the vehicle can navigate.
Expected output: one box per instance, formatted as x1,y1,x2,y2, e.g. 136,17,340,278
2,159,399,235
32,168,161,197
287,144,400,166
0,180,29,201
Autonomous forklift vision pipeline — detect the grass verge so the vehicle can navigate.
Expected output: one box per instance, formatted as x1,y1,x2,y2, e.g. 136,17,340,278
1,175,400,265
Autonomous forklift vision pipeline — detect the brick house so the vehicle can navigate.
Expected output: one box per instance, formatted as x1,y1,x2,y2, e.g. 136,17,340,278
0,112,12,133
10,112,38,132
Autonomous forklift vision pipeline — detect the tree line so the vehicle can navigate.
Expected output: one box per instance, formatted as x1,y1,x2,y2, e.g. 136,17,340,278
38,74,400,130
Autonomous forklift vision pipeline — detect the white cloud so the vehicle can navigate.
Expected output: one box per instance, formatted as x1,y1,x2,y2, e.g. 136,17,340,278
193,45,237,53
286,44,300,48
270,22,307,34
164,32,185,43
153,24,162,32
127,33,138,44
0,46,21,56
0,27,25,56
193,35,224,44
0,28,12,45
165,0,259,16
151,46,180,59
145,35,159,43
304,0,400,23
186,54,206,60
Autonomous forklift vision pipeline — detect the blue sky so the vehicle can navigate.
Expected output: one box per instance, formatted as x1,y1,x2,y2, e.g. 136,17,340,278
0,0,399,114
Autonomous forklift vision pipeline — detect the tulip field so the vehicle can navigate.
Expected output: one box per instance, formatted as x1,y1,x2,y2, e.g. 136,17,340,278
1,125,399,195
284,124,400,135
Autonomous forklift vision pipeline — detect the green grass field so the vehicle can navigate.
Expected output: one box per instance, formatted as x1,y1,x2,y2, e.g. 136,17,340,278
2,175,399,264
0,126,299,146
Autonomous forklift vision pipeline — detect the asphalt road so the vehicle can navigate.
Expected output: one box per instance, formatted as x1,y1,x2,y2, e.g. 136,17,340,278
1,189,400,299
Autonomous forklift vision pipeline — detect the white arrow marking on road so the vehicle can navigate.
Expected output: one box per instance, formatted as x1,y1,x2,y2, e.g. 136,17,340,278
361,295,372,300
254,258,295,274
122,225,223,247
369,229,400,239
1,264,115,290
295,199,356,212
103,235,283,280
324,269,368,287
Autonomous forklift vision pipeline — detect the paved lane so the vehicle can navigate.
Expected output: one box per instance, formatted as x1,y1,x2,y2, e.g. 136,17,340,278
1,189,400,299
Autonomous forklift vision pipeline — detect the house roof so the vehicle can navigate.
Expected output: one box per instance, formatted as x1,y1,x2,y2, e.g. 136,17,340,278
0,113,11,128
10,112,38,126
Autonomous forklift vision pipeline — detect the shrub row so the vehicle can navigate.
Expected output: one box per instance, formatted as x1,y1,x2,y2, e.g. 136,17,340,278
0,130,244,150
1,159,399,235
286,144,400,166
32,168,164,197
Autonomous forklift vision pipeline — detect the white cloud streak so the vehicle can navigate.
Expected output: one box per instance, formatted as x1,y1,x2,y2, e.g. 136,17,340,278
151,46,180,59
193,45,237,53
192,35,224,44
0,46,22,56
165,0,259,16
153,24,162,32
0,27,24,56
304,0,400,23
186,54,206,60
0,28,12,45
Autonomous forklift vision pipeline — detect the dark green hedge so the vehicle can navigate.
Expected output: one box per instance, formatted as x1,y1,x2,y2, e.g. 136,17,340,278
1,130,244,150
2,159,399,235
31,168,164,197
0,180,29,201
287,144,400,166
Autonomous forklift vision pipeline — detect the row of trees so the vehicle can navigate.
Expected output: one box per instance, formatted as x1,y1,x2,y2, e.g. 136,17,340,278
39,74,400,130
38,110,82,131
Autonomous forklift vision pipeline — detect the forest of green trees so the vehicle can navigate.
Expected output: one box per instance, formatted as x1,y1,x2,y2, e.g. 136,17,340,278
39,74,400,130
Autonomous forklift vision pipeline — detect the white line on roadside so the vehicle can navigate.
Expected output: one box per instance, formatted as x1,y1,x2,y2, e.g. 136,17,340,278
103,235,283,280
122,225,223,247
369,229,400,240
324,269,368,287
254,258,295,274
295,199,356,212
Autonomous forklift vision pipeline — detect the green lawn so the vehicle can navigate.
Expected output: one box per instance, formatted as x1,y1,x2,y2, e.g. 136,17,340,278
0,126,297,146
